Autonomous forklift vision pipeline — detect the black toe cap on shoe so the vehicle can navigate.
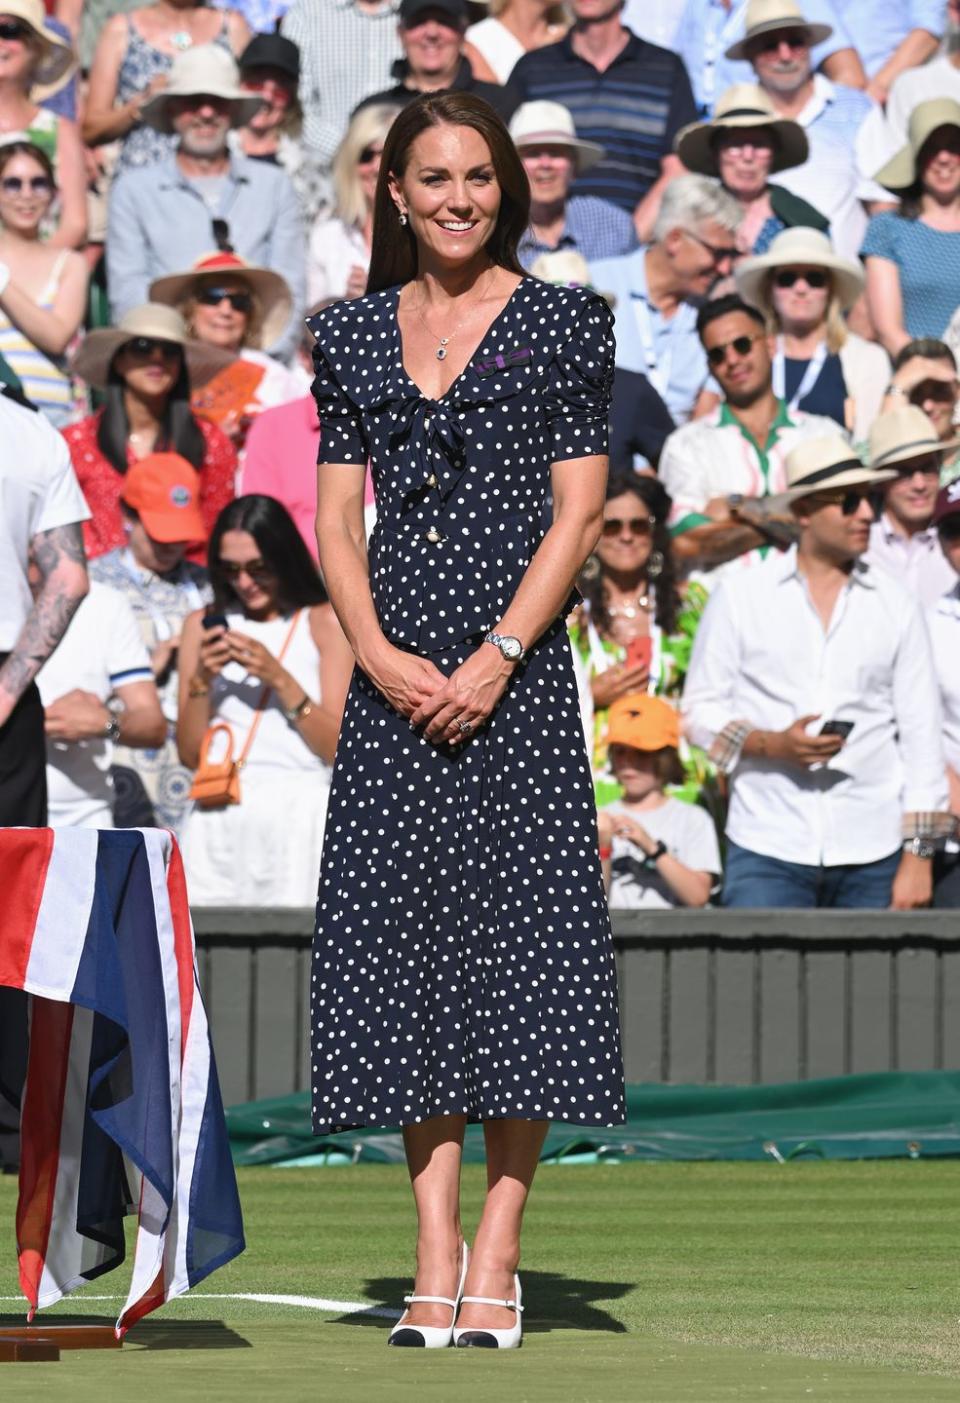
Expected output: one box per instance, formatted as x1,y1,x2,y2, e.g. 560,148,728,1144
388,1329,427,1347
455,1332,499,1348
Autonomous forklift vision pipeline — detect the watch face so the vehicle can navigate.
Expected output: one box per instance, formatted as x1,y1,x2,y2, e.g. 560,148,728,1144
501,636,522,660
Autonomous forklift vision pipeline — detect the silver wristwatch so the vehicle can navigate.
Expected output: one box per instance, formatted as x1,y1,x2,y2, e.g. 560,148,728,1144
484,631,526,663
904,836,936,859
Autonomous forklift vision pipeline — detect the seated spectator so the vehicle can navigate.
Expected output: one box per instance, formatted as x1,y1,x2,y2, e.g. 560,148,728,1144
684,433,950,909
82,0,250,174
36,579,165,827
568,472,708,806
735,226,888,438
0,140,88,427
235,32,301,171
591,175,742,426
355,0,520,123
177,495,355,907
672,0,864,119
882,338,960,481
90,452,213,833
659,294,838,579
729,0,889,259
66,303,236,561
307,103,399,307
927,479,960,907
865,99,960,355
675,83,826,254
511,0,696,230
838,0,944,103
150,251,303,447
864,407,958,605
510,100,637,267
597,694,720,909
0,0,85,247
106,45,306,361
883,1,960,159
464,0,567,85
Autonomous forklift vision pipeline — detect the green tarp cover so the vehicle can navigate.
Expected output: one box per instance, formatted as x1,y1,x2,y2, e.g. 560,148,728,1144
227,1071,960,1165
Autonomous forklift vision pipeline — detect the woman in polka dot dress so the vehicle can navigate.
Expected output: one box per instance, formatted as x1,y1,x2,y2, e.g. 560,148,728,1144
310,92,625,1351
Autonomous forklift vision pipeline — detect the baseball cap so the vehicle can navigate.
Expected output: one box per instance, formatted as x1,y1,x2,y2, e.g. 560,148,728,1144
933,478,960,526
120,453,206,544
606,694,680,752
238,33,300,83
399,0,466,24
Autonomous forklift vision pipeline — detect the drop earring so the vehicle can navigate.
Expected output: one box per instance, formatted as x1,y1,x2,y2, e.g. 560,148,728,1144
647,549,664,579
398,211,408,226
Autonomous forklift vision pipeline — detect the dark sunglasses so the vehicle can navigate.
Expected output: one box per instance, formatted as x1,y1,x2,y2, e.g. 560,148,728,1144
601,516,656,537
774,269,829,290
219,559,276,582
892,456,942,476
938,517,960,541
811,487,877,516
357,145,383,164
0,19,29,41
705,333,763,367
197,286,253,313
0,175,53,195
756,29,809,52
124,336,182,359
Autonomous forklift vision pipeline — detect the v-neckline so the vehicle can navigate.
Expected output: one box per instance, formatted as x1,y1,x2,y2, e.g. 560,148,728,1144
395,275,528,405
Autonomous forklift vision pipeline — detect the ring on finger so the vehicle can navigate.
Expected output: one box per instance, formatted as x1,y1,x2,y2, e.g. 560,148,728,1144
455,718,473,734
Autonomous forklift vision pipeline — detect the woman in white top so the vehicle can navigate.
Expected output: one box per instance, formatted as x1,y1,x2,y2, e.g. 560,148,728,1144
306,103,400,307
0,141,87,426
464,0,567,86
177,495,354,907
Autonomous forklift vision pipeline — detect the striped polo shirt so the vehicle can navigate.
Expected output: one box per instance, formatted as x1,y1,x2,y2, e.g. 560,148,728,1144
511,33,697,214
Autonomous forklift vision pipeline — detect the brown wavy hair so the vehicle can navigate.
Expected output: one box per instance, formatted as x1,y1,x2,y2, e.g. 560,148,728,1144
366,91,529,293
575,474,681,638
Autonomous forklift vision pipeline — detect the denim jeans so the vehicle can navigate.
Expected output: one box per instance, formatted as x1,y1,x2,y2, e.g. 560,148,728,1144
722,840,901,909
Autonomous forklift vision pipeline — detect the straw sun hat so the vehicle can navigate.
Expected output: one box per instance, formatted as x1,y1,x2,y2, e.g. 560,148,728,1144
71,304,234,391
735,226,865,312
139,45,264,134
509,101,605,174
1,0,76,101
724,0,832,62
768,435,896,511
867,406,960,471
675,84,808,177
150,252,293,351
873,98,960,192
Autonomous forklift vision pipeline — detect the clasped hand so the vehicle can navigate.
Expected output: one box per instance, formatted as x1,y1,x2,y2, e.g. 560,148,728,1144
374,642,513,746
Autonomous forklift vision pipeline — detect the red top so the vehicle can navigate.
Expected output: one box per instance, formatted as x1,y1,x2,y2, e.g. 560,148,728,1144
63,412,237,564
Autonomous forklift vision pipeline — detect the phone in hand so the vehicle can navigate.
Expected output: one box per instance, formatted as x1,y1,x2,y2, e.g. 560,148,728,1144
820,719,854,740
202,612,228,633
624,636,652,671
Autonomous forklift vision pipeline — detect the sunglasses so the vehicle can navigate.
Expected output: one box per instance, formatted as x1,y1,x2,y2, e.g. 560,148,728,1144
774,269,829,290
892,456,942,476
0,19,29,41
0,175,53,195
705,333,763,367
601,516,656,537
756,29,809,52
938,518,960,541
683,228,739,264
810,486,877,516
197,286,253,313
357,145,383,165
219,559,276,582
124,336,182,359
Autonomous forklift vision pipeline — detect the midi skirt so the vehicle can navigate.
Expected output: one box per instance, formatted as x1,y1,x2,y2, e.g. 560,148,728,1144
310,620,626,1134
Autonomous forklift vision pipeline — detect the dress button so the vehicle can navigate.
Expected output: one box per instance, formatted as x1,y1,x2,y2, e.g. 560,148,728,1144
425,526,443,543
426,473,438,488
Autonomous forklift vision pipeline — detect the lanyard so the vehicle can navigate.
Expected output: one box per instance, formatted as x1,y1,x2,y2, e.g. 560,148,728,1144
630,293,673,400
772,337,828,412
701,0,749,111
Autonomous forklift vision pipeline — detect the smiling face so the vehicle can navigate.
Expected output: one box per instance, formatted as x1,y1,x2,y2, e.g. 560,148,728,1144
919,126,960,203
170,94,233,157
113,337,183,399
0,147,54,236
188,277,252,352
400,9,463,82
389,121,501,271
662,219,739,299
520,143,574,211
217,528,279,615
596,490,655,578
701,310,773,406
748,29,812,98
716,127,775,200
882,454,943,531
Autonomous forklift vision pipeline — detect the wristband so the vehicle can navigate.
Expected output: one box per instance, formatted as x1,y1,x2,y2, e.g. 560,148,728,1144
598,845,612,861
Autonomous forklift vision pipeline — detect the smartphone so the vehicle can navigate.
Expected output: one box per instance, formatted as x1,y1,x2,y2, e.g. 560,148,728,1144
625,636,652,671
202,612,228,632
820,720,854,740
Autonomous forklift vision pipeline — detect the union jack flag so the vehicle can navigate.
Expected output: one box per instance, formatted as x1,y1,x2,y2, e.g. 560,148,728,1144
0,826,244,1335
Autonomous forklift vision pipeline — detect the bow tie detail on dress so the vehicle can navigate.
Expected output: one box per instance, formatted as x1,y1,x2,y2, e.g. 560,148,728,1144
474,346,532,379
389,396,467,500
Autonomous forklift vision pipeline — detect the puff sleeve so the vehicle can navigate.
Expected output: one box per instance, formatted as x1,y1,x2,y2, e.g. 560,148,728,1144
311,335,369,466
543,294,615,463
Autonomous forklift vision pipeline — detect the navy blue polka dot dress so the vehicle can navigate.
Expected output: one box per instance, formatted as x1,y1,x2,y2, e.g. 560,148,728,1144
307,277,626,1135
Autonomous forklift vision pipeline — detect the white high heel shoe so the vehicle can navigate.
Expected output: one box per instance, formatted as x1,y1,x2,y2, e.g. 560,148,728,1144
388,1242,469,1348
453,1272,523,1349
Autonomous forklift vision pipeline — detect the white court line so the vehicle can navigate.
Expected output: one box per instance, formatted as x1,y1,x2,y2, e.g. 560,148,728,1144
0,1292,400,1319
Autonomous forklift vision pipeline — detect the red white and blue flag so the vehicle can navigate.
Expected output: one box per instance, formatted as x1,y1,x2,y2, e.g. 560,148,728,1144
0,826,244,1334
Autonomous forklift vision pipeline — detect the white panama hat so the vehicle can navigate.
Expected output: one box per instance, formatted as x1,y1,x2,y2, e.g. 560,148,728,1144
509,101,604,175
139,45,264,134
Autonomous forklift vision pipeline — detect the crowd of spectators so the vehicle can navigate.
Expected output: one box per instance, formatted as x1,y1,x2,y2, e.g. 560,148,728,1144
1,0,960,912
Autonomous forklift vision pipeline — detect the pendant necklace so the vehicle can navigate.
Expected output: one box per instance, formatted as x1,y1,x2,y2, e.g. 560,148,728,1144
607,590,652,620
413,266,496,361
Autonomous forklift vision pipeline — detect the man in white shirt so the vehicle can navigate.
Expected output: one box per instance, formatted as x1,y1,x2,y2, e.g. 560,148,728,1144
864,407,958,606
683,434,951,909
660,294,838,581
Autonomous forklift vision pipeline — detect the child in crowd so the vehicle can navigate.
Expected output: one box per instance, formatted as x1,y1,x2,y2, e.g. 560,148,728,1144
598,694,720,908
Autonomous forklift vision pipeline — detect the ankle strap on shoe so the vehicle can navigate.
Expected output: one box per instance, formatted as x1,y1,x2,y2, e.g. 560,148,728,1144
403,1293,457,1308
459,1294,523,1312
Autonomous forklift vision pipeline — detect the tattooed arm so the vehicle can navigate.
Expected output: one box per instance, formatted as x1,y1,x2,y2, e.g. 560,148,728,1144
0,522,89,728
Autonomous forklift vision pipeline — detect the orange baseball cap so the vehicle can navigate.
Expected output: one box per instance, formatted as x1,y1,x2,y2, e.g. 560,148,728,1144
120,452,206,544
607,694,680,752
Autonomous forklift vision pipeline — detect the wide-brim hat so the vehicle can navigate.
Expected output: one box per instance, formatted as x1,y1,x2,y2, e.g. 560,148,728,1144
2,0,77,102
735,226,864,311
674,83,808,176
149,251,292,351
71,303,234,391
725,0,832,61
765,434,897,511
873,97,960,192
867,406,960,472
529,250,615,306
509,100,605,175
607,694,680,752
140,45,264,134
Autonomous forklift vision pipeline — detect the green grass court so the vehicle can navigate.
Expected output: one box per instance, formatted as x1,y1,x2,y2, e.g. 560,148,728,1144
2,1161,960,1400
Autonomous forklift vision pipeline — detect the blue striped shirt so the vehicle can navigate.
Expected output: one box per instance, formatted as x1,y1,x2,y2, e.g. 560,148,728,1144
511,33,697,214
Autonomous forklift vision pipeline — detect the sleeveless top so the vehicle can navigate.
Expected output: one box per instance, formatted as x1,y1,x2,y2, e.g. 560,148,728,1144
116,14,233,172
208,609,329,777
0,250,72,416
